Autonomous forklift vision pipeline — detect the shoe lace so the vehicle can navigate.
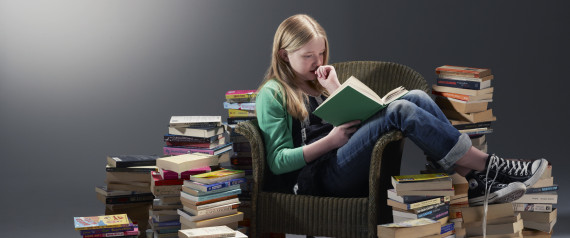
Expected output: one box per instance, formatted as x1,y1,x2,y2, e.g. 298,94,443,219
490,154,531,176
483,155,505,238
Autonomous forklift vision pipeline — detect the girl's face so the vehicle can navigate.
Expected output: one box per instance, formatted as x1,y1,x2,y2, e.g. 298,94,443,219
286,36,325,82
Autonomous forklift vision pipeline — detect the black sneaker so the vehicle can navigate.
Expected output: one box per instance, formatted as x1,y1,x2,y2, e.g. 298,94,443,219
486,154,548,187
466,170,526,206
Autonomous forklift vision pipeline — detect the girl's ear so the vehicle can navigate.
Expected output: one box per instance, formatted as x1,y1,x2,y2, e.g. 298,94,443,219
278,49,289,62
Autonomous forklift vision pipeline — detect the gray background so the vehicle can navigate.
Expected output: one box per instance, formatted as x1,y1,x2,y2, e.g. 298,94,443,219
1,0,568,237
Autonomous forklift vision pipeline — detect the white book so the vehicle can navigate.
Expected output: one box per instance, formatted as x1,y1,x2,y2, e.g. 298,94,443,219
178,225,235,238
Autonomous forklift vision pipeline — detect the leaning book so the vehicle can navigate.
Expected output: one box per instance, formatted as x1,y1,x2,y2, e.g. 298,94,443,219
313,76,408,126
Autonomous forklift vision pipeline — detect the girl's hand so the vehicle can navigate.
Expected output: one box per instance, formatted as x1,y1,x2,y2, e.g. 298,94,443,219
326,120,361,149
315,65,341,94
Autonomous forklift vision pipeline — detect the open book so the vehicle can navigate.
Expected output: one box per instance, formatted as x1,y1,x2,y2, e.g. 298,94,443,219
313,76,408,126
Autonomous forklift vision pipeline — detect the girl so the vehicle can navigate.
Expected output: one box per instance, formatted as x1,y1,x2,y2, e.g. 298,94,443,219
255,14,548,206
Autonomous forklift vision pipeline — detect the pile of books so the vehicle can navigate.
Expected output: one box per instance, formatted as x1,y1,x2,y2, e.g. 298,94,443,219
74,214,139,237
432,65,496,153
164,116,233,158
224,89,257,234
447,173,469,238
224,89,257,124
387,173,455,238
178,225,247,238
178,168,245,230
95,155,158,234
461,203,523,237
513,163,557,237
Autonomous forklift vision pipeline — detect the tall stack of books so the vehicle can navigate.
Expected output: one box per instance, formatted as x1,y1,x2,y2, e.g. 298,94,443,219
388,173,455,238
461,203,523,237
513,163,557,237
224,89,257,234
96,155,159,235
74,214,139,238
432,65,495,153
178,168,245,230
164,116,233,159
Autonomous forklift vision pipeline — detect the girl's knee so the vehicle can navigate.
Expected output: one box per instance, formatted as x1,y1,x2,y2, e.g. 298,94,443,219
406,89,430,100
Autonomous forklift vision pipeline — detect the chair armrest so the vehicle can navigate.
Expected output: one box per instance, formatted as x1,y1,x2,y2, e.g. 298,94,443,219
367,130,405,233
234,120,265,194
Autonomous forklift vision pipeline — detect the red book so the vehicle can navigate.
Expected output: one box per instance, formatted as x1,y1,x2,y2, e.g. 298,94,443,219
83,226,139,237
151,171,184,186
159,167,211,180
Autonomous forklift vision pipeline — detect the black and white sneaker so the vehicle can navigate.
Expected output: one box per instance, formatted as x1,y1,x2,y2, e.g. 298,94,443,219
486,154,548,187
466,170,526,206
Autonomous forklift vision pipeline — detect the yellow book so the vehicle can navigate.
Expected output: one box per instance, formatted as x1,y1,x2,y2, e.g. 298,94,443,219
74,214,130,230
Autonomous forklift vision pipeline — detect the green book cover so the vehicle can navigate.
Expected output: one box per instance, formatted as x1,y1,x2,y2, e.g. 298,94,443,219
313,76,408,126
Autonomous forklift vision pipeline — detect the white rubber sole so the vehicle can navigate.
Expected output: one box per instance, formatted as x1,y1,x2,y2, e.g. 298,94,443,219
469,182,526,206
522,158,548,187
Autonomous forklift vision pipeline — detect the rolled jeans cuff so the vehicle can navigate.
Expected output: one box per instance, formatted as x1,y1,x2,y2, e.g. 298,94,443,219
437,133,472,174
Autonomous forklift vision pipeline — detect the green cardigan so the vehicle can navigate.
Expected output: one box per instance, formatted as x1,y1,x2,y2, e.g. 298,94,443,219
256,79,306,175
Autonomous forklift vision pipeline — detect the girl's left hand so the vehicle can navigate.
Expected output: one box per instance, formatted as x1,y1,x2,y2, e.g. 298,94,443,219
316,65,341,94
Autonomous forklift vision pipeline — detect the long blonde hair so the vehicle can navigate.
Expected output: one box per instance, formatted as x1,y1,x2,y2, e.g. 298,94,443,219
259,14,330,120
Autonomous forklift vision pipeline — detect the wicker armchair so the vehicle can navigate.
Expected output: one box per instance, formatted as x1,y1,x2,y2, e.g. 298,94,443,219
235,61,429,238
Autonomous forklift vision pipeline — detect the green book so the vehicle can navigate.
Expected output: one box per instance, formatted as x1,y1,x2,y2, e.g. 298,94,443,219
313,76,408,126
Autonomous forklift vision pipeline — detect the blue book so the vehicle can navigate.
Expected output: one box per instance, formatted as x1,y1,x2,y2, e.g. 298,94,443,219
436,77,491,90
525,185,558,194
183,177,247,192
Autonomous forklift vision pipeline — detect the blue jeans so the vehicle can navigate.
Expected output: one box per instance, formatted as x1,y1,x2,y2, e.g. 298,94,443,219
320,90,471,196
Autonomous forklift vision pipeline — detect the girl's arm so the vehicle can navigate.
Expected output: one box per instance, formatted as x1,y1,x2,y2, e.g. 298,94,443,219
302,120,360,163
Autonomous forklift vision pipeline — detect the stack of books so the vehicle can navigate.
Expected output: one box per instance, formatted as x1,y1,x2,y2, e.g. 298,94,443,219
448,173,469,238
388,173,455,238
164,116,233,158
74,214,139,238
150,152,224,237
178,225,247,238
224,89,257,234
224,90,257,123
461,203,523,237
513,163,557,237
377,218,442,238
178,169,245,230
432,65,496,153
96,155,159,233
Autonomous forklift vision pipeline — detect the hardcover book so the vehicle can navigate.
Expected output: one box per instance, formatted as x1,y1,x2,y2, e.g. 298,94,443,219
106,155,159,168
74,214,130,231
313,76,408,126
436,77,491,90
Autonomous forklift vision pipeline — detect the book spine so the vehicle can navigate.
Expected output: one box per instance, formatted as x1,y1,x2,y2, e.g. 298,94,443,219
417,203,450,219
513,203,553,212
163,146,192,155
194,204,240,216
105,167,157,173
228,109,256,118
436,78,483,90
83,228,138,237
440,222,455,234
525,185,559,194
227,116,256,125
105,195,154,204
79,225,135,235
431,91,471,101
453,122,493,130
223,102,256,110
407,196,449,209
514,194,557,204
210,178,246,191
164,134,218,143
194,195,239,206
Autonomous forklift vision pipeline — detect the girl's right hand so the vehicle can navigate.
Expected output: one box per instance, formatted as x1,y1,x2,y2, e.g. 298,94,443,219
326,120,361,149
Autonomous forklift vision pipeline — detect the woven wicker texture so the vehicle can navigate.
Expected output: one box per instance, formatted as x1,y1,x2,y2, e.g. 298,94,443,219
235,61,428,238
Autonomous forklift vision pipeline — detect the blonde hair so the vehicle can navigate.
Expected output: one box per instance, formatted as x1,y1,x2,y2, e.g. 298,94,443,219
259,14,330,120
